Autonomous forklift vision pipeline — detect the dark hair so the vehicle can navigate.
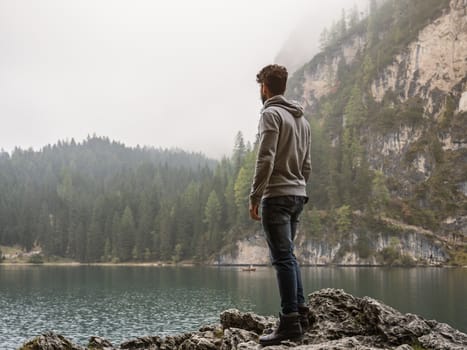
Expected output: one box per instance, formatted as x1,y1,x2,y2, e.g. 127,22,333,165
256,64,288,95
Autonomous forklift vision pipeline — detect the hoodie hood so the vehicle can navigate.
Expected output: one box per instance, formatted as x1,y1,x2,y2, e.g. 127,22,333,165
262,95,304,118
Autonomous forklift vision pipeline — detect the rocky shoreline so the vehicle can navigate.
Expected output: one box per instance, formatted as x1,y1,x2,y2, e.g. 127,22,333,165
19,289,467,350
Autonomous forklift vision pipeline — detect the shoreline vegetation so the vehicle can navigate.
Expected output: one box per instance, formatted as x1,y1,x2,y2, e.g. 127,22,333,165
1,245,465,268
1,261,465,268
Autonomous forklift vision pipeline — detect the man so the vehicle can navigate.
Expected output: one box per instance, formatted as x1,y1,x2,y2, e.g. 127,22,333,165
249,64,312,346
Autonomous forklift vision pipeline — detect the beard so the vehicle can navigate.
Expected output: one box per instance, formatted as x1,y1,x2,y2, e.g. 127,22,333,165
261,91,267,104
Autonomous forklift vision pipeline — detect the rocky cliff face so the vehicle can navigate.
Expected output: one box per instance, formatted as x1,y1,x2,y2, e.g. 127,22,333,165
293,34,367,108
217,226,448,266
370,0,467,107
367,0,467,190
369,1,467,242
291,1,467,115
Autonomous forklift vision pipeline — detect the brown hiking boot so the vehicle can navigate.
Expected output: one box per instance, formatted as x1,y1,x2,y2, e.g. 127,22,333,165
259,312,303,346
298,305,312,330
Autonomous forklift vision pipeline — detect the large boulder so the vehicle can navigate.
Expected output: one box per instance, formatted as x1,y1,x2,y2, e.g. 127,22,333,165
220,309,276,334
303,288,467,349
19,331,84,350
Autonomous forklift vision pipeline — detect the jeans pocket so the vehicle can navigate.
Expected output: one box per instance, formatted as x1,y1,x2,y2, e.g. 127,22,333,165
261,203,289,225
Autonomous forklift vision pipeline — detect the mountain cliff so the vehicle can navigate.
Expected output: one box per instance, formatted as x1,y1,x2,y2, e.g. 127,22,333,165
222,0,467,266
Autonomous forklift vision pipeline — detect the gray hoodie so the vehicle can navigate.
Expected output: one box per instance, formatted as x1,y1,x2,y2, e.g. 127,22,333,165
249,95,311,206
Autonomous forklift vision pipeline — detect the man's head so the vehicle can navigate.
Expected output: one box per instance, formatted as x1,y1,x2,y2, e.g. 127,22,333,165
256,64,288,104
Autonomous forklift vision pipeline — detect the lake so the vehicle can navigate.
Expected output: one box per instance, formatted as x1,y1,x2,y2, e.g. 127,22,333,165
0,265,466,349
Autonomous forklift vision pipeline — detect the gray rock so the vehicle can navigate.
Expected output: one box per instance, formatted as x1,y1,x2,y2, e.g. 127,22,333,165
394,345,414,350
305,288,467,349
87,336,114,350
198,324,223,333
179,333,220,350
235,340,260,350
120,335,162,349
418,322,467,350
159,333,193,350
220,328,259,350
183,329,224,350
220,309,276,334
18,331,83,350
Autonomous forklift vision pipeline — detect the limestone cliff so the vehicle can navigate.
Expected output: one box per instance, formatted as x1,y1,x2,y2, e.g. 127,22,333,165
370,0,467,106
217,225,448,266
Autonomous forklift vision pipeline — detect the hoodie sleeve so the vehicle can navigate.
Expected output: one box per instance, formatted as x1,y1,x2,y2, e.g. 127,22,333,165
249,110,281,206
302,125,312,183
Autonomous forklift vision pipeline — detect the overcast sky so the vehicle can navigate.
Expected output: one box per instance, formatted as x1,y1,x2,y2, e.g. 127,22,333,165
0,0,366,159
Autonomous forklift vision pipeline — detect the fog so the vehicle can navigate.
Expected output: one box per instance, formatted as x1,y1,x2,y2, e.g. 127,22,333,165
0,0,366,159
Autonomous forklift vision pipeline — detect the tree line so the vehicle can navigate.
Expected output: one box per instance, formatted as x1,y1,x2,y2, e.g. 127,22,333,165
0,126,393,263
0,135,263,262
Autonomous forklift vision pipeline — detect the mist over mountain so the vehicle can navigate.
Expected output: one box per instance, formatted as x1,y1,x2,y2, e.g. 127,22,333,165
274,0,369,73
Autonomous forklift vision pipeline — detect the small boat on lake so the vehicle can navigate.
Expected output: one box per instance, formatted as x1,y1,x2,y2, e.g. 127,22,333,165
241,264,256,271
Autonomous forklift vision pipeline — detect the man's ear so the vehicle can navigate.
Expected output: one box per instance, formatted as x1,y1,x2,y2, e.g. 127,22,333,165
261,84,269,98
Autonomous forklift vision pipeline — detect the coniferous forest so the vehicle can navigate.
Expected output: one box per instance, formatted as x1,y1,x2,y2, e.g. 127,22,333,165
0,134,260,262
0,126,400,264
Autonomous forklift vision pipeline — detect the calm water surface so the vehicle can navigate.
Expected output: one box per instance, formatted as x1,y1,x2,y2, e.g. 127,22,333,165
0,266,466,349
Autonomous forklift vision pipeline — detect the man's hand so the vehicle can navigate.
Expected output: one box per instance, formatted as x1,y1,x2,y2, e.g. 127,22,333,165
249,203,261,221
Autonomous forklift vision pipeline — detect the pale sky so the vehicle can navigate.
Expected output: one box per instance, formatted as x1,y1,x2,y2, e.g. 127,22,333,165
0,0,366,159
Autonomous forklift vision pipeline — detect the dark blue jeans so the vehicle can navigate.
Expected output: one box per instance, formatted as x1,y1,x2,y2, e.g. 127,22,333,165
261,195,306,314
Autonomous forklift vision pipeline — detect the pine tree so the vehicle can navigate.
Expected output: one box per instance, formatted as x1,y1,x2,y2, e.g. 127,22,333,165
86,199,105,262
37,203,52,254
327,151,340,209
340,129,354,205
111,212,120,261
157,204,174,261
319,27,329,51
348,4,360,29
118,205,135,262
103,238,112,262
367,0,378,48
344,85,367,128
67,203,85,261
336,205,352,233
134,196,154,261
204,190,222,252
339,9,347,37
57,168,73,203
308,119,331,209
233,151,256,225
232,131,246,176
328,20,340,46
370,170,390,216
224,177,237,227
391,0,402,44
309,208,322,238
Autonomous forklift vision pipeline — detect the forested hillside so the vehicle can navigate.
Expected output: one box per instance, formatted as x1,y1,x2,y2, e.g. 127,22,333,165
288,0,455,216
279,0,467,265
0,135,258,262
